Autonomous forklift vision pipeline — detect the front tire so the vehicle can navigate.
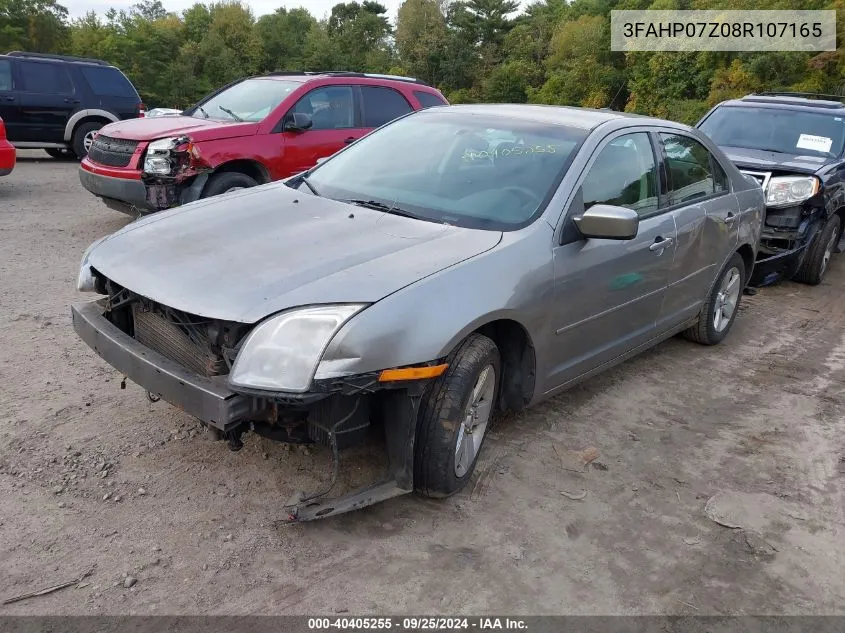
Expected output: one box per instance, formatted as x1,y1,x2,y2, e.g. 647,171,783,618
684,253,746,346
414,334,501,498
793,214,840,286
201,172,258,199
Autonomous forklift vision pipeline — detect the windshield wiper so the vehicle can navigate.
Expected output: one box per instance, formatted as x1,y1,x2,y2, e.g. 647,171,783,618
196,106,209,119
218,105,243,122
300,175,320,196
343,199,419,219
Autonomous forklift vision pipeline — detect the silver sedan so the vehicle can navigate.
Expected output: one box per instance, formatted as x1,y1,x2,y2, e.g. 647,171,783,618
73,104,764,520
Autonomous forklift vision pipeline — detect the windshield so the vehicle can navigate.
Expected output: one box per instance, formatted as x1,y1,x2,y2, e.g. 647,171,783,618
190,79,300,122
303,110,588,230
699,105,845,158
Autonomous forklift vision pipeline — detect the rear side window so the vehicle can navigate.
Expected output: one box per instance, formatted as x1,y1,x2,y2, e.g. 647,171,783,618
80,66,137,98
18,61,73,94
414,90,447,108
660,133,722,204
361,86,413,128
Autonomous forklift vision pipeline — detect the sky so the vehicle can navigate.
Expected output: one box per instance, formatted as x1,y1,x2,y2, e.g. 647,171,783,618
62,0,404,21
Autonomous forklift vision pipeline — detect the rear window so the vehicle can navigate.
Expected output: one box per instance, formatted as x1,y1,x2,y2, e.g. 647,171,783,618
18,61,73,94
361,86,413,127
414,90,447,108
80,66,138,98
699,105,845,157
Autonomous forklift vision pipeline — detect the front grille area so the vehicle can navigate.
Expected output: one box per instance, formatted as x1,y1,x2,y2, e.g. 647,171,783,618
132,303,226,377
740,169,770,189
88,135,139,168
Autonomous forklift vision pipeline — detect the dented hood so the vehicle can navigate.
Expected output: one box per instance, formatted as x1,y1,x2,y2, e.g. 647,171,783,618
719,146,827,175
99,116,259,142
87,183,502,323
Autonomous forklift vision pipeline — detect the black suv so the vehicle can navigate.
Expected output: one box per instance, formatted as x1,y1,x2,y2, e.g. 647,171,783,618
0,51,143,159
697,93,845,287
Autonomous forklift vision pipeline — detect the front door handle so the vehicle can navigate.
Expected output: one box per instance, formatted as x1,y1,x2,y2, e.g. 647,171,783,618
3,96,14,101
723,212,737,225
64,98,80,104
343,137,356,144
649,237,674,252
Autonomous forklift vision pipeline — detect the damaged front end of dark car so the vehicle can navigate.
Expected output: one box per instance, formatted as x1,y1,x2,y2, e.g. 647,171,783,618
697,93,845,287
739,168,839,286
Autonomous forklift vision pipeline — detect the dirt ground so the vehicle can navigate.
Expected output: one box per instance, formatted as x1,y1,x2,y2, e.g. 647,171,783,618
0,150,843,615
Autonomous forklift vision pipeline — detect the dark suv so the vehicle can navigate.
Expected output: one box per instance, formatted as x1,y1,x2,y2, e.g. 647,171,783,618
697,93,845,286
0,51,144,159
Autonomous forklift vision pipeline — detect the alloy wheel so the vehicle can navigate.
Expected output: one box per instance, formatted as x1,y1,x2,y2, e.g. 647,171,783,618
454,364,495,477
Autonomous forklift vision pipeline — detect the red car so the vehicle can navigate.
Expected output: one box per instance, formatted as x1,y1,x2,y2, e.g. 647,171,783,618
79,72,448,214
0,116,15,177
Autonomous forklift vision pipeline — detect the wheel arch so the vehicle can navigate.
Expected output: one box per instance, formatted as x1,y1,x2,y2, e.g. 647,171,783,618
64,110,119,142
208,159,271,186
445,317,536,413
736,242,755,283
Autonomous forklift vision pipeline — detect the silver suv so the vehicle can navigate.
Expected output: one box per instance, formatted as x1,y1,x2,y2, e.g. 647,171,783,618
73,105,765,520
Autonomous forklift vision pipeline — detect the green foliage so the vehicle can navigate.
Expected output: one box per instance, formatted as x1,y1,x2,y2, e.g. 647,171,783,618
4,0,843,117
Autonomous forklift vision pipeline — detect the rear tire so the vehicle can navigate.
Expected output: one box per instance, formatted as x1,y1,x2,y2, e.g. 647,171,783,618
201,172,258,199
684,253,746,346
793,214,840,286
72,121,104,159
414,334,500,498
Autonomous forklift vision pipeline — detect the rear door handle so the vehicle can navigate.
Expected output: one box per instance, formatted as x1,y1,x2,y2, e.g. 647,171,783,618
343,137,356,144
649,237,673,252
3,96,14,101
64,98,80,104
723,212,737,225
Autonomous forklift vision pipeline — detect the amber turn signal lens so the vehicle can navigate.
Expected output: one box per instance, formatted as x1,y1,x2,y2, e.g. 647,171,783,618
378,364,449,382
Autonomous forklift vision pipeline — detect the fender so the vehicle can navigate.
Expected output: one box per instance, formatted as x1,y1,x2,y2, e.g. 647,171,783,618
63,109,119,141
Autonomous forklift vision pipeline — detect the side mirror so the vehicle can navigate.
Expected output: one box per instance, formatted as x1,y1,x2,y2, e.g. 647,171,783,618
574,204,639,240
315,157,329,165
284,112,313,132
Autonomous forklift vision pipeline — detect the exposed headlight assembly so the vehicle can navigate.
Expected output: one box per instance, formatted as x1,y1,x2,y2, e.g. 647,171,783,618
765,176,820,208
229,304,366,393
76,236,110,292
143,136,190,176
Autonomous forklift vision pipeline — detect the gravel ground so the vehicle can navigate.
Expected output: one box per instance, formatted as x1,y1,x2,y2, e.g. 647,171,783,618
0,150,843,615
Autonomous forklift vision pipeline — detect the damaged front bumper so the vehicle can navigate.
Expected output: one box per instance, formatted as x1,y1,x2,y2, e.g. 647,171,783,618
71,299,423,522
79,162,209,215
749,216,822,286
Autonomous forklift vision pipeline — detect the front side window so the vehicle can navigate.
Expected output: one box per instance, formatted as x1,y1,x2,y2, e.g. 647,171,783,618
661,133,720,205
302,110,588,230
698,105,845,158
18,61,73,94
582,133,658,217
0,60,12,91
361,86,413,128
290,86,356,130
191,78,299,122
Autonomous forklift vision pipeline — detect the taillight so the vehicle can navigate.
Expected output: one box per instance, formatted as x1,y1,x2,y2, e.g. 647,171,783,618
0,119,6,140
137,102,146,118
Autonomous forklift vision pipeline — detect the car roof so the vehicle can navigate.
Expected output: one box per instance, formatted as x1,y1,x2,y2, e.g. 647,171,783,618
421,103,685,131
263,71,436,89
3,51,115,68
717,93,845,115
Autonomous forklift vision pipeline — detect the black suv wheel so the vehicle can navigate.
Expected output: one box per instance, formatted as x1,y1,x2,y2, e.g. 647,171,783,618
72,122,104,159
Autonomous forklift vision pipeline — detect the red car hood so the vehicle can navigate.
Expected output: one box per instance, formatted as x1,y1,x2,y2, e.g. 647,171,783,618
99,116,259,142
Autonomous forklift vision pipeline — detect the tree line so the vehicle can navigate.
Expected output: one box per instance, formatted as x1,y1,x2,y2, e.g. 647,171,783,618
2,0,844,123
